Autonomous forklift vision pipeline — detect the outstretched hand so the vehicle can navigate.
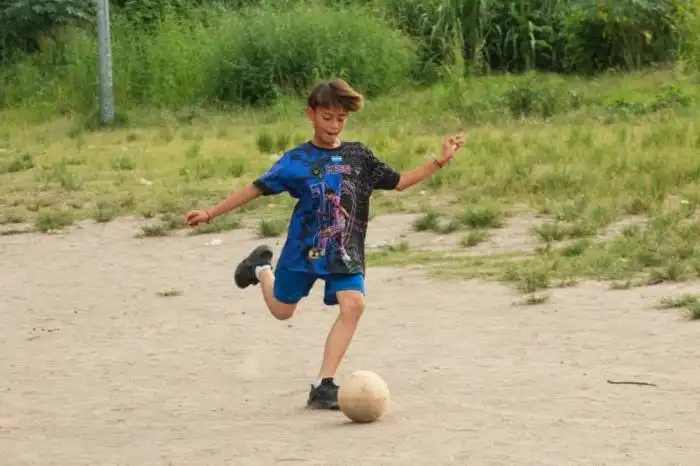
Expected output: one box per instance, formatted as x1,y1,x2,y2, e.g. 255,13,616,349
184,209,211,228
439,134,466,166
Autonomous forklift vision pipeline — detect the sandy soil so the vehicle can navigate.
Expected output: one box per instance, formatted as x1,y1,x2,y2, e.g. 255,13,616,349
1,214,699,465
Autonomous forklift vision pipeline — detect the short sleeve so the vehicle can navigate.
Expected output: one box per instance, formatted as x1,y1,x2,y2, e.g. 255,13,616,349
253,155,290,196
364,146,400,191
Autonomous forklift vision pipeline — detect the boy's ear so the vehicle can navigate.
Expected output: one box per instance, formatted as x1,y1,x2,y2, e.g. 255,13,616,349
304,107,314,119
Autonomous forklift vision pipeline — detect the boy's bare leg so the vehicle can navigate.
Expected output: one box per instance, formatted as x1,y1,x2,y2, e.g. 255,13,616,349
257,267,296,320
306,290,365,410
317,290,365,379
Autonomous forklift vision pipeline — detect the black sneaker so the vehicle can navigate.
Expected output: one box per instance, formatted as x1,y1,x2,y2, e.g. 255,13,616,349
234,245,274,289
307,377,340,410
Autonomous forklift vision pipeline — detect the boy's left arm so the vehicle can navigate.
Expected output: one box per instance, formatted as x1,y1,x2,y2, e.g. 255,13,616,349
395,135,465,191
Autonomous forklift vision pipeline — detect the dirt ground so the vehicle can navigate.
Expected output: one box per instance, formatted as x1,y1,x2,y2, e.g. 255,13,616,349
1,214,699,465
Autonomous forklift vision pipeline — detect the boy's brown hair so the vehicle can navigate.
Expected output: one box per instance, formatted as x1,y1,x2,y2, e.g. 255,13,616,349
307,78,364,112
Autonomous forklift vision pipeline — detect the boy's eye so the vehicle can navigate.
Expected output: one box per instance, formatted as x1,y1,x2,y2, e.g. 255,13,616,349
322,114,346,122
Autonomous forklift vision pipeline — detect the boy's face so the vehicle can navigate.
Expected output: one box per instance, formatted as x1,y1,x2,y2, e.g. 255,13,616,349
305,105,347,147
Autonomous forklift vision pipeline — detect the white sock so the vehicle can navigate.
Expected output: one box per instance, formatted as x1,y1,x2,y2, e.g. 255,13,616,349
254,264,271,280
312,379,324,388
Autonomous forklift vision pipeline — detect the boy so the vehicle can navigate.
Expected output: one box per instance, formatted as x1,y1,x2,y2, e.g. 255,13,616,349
184,78,464,410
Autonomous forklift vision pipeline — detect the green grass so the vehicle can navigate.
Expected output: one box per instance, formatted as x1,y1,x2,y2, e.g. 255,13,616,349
258,218,287,238
460,230,489,247
3,68,700,294
0,3,417,115
658,294,700,320
2,2,700,330
188,215,243,235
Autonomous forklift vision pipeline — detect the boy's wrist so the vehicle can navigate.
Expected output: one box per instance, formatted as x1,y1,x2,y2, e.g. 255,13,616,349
432,157,447,169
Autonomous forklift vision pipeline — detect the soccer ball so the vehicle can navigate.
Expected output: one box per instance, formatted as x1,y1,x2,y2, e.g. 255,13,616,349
338,370,390,423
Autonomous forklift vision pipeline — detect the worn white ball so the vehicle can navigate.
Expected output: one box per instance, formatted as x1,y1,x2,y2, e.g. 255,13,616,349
338,370,390,423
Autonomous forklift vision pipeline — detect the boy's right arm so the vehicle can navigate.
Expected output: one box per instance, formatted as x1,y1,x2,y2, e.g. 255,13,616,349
184,183,263,226
185,154,291,227
206,183,263,219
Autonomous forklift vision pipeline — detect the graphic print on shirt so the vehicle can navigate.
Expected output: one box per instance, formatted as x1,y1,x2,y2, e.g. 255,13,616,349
308,180,357,263
252,141,401,276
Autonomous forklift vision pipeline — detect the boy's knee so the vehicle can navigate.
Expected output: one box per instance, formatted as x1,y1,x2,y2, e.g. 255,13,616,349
338,292,365,320
270,302,296,320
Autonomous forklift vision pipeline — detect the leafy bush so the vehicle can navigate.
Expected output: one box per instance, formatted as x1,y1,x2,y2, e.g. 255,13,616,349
0,0,94,64
0,3,417,113
1,0,699,115
210,3,417,105
559,0,683,74
376,0,688,75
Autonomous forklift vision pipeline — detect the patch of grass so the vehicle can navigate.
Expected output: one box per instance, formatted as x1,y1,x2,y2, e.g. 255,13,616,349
411,210,461,234
460,230,489,247
437,218,462,234
111,155,136,171
386,240,410,253
659,293,700,309
258,218,286,238
255,129,292,154
534,222,571,242
35,209,73,232
412,211,440,232
0,209,27,225
457,205,504,229
534,220,600,242
560,239,592,257
93,201,118,223
159,213,185,232
362,241,411,267
513,267,551,293
373,202,700,292
658,294,700,320
0,152,34,174
188,215,243,235
413,206,499,235
35,162,84,191
256,131,276,154
136,223,171,238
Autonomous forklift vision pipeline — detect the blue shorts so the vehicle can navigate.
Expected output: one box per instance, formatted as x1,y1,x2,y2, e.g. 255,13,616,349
273,267,365,306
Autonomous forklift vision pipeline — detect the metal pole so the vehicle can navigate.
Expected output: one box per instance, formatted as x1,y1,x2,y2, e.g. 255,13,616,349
96,0,115,124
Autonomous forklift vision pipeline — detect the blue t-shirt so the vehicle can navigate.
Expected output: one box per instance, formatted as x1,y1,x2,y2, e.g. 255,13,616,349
253,141,400,276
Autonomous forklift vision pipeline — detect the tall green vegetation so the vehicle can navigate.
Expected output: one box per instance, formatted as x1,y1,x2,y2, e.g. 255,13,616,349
1,0,700,118
0,2,417,115
379,0,688,77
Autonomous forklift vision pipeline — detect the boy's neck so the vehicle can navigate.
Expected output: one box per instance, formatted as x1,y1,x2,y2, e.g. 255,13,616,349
311,135,342,149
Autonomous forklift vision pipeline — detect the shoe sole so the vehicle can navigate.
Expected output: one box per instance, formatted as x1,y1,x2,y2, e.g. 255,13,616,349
306,402,340,410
